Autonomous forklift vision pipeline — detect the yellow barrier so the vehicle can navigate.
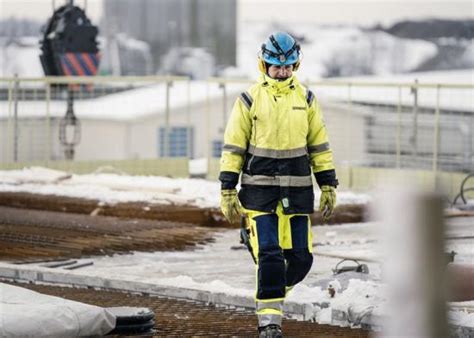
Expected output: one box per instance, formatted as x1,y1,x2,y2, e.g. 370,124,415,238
207,159,221,181
349,167,472,200
0,158,189,177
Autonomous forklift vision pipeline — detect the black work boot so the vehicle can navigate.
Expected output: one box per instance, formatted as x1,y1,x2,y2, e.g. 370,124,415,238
258,324,283,338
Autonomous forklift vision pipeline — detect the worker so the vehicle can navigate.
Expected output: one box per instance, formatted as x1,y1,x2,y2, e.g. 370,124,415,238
219,32,338,337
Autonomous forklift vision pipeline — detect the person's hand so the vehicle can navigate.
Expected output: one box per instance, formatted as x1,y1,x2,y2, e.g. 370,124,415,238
220,189,243,223
319,185,336,221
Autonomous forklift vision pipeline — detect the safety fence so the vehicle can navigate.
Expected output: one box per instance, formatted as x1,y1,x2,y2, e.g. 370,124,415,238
0,76,473,183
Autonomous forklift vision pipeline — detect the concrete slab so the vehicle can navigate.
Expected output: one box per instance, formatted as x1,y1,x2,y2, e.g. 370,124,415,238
0,262,315,320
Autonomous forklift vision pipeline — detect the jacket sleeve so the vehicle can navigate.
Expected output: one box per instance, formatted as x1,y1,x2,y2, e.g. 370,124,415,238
219,95,252,189
307,95,338,188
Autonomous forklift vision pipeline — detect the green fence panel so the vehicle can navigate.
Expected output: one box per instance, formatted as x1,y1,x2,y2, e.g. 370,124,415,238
207,158,220,181
0,158,189,177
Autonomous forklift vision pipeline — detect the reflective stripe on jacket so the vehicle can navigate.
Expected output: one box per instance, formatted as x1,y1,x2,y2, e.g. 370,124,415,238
219,74,336,214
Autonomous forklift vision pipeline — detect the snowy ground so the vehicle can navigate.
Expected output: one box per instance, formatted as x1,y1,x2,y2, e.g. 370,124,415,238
0,166,472,329
11,217,473,328
17,217,472,291
25,223,381,297
0,167,371,209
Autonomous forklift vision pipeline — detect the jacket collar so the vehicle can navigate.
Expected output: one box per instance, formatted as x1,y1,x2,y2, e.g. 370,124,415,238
259,74,298,96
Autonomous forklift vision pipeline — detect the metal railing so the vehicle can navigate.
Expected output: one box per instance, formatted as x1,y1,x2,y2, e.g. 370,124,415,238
207,77,474,173
1,75,191,165
1,76,473,177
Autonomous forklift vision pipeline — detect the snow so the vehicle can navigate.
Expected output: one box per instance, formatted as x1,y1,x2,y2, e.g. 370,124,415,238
0,80,241,121
338,69,473,85
6,217,472,329
449,309,474,328
0,37,43,77
0,166,371,208
114,33,150,52
189,158,208,176
313,69,474,113
0,167,472,328
6,224,385,327
329,278,385,321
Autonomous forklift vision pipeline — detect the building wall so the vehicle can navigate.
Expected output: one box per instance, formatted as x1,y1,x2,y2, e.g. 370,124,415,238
75,120,129,160
0,118,63,162
128,94,231,159
102,0,237,71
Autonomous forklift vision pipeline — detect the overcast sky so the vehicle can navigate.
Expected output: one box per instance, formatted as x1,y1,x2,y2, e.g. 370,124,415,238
0,0,472,26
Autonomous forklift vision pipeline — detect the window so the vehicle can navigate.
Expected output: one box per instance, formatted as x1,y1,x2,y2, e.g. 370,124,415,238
158,127,193,157
212,140,223,158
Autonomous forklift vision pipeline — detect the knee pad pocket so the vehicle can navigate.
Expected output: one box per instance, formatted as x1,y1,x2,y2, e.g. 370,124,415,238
284,248,313,287
286,249,313,268
258,245,285,299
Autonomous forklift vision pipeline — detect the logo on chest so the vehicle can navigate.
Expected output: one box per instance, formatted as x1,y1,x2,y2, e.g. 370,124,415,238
292,106,306,110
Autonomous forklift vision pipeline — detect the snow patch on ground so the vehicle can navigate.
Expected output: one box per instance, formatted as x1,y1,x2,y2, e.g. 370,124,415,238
0,167,371,208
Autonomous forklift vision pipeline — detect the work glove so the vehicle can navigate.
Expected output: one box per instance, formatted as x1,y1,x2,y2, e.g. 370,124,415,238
319,185,336,221
220,189,243,224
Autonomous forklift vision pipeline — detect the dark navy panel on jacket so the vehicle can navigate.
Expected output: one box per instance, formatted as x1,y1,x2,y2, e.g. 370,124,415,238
239,185,314,214
239,152,315,214
243,153,312,177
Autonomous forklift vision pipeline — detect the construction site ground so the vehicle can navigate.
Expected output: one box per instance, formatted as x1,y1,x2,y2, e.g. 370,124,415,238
0,192,372,337
3,280,370,337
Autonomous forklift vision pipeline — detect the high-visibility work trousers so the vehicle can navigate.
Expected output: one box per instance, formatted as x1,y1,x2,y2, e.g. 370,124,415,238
244,203,314,328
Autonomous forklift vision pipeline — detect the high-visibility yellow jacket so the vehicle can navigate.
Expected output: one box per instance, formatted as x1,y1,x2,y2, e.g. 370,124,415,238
219,74,337,214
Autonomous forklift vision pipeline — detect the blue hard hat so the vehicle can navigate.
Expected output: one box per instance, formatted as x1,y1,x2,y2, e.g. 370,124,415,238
260,32,300,66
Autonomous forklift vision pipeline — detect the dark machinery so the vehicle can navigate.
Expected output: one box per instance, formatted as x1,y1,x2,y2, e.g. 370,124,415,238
40,0,100,77
332,259,369,275
39,0,100,159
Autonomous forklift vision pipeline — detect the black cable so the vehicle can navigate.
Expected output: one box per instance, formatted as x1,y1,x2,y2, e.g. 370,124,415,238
452,173,474,206
453,188,474,205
